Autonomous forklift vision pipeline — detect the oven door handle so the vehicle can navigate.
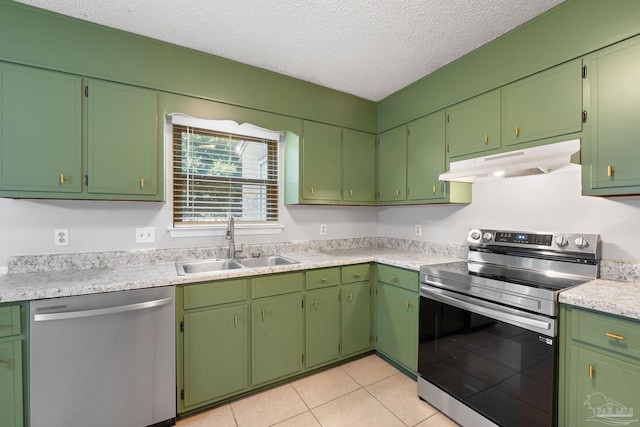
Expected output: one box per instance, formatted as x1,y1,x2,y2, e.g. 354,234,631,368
420,285,554,335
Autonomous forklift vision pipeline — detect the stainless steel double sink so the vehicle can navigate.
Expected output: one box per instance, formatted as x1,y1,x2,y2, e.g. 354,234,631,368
176,255,299,275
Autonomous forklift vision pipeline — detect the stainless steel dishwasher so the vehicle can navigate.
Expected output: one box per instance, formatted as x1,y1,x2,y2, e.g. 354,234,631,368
30,286,176,427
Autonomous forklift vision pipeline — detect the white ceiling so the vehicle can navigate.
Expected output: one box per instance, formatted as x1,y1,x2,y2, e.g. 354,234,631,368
14,0,564,101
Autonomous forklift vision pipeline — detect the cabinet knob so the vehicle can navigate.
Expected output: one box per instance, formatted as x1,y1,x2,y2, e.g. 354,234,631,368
607,165,614,177
261,309,266,320
432,185,437,193
234,314,238,327
390,275,398,281
589,364,595,379
140,178,145,188
348,292,353,302
515,125,520,136
353,273,362,279
60,174,66,184
314,300,319,310
350,189,353,197
484,134,489,144
0,358,11,368
396,188,400,197
406,300,411,309
310,186,314,195
321,277,329,283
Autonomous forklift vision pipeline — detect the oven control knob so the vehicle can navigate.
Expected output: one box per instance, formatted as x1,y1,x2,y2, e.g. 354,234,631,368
470,230,481,241
555,236,569,248
482,232,493,242
575,237,590,249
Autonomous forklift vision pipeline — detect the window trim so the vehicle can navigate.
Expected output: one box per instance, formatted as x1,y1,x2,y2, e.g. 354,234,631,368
167,114,284,235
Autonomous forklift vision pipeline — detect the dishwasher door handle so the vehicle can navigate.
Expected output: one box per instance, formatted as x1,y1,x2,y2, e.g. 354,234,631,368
34,297,173,321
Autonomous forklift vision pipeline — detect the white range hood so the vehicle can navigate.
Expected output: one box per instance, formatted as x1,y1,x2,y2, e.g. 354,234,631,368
439,139,581,183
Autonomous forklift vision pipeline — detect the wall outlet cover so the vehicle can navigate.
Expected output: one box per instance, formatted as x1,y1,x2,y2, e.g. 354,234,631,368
55,229,69,246
136,227,155,243
320,224,327,236
415,224,422,236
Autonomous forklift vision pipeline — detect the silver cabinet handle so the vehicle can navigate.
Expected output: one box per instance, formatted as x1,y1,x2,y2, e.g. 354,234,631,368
34,297,173,321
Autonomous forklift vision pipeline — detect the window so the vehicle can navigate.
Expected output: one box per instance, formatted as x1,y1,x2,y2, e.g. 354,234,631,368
172,122,279,226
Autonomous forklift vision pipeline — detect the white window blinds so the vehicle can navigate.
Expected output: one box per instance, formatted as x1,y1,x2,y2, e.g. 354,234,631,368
172,122,279,226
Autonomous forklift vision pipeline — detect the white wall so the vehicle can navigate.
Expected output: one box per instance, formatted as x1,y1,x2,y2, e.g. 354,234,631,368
0,197,379,270
378,166,640,262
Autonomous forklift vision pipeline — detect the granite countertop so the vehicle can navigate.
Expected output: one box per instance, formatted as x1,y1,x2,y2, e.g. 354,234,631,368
2,241,640,323
559,279,640,321
0,248,455,303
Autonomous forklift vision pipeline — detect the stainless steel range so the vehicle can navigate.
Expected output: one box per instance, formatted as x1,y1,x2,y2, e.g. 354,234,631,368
418,228,600,427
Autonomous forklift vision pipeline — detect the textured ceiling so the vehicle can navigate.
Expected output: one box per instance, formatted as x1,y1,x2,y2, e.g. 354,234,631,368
14,0,563,101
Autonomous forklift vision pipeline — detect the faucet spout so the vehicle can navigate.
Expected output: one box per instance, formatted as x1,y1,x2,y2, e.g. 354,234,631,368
226,215,235,259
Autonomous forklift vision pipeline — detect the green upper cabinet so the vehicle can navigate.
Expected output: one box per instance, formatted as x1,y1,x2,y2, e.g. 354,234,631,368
377,125,407,203
583,36,640,196
502,59,583,147
87,80,158,196
301,121,342,202
407,111,446,201
0,63,82,194
446,91,501,159
0,63,162,201
342,128,376,203
287,121,375,205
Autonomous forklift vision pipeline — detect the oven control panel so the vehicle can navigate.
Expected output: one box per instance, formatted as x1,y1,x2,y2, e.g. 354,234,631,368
468,228,600,254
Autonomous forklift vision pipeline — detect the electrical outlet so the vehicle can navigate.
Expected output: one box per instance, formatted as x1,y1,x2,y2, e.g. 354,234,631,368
136,227,155,243
55,229,69,246
320,224,327,236
415,224,422,236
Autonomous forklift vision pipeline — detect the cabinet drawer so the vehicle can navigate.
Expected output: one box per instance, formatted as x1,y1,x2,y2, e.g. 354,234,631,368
342,264,371,284
375,264,418,292
573,308,640,360
251,272,303,298
306,267,340,290
0,305,21,338
184,279,248,310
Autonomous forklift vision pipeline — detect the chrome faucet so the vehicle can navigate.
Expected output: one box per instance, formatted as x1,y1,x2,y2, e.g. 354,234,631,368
226,215,236,259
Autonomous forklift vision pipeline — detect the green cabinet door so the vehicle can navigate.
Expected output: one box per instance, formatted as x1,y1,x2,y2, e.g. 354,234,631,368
341,281,371,357
252,294,303,385
584,36,640,195
378,125,407,203
567,346,640,427
182,304,247,410
407,111,446,201
502,59,582,146
375,282,418,373
0,341,23,427
87,80,158,196
342,129,375,203
0,63,82,193
301,121,342,201
446,91,501,158
305,288,340,368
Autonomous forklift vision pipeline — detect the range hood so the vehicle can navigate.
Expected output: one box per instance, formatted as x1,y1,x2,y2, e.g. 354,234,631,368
439,139,581,183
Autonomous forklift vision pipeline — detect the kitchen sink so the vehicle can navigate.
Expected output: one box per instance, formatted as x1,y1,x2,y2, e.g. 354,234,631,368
175,255,299,275
176,259,245,275
237,255,300,268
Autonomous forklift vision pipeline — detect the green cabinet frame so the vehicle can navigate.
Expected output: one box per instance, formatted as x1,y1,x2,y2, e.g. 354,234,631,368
0,304,27,427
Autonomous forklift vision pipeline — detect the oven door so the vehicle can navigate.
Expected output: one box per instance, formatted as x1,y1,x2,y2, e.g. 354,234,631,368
418,285,557,427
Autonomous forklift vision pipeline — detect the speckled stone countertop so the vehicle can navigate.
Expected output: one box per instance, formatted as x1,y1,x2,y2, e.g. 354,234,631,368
559,279,640,321
0,246,456,303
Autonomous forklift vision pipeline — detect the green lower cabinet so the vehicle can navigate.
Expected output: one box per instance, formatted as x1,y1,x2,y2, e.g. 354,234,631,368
341,282,371,357
566,346,640,426
252,294,303,386
305,288,340,368
0,341,23,427
375,282,418,373
559,305,640,427
182,304,247,411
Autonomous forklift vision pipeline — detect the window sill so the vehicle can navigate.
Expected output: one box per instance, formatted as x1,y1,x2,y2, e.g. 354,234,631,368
168,224,284,238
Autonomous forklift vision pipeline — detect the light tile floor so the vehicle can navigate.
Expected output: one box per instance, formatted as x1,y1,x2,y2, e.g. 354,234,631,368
177,354,459,427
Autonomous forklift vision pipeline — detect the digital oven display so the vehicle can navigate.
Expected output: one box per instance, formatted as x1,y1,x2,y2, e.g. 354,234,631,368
495,232,553,246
